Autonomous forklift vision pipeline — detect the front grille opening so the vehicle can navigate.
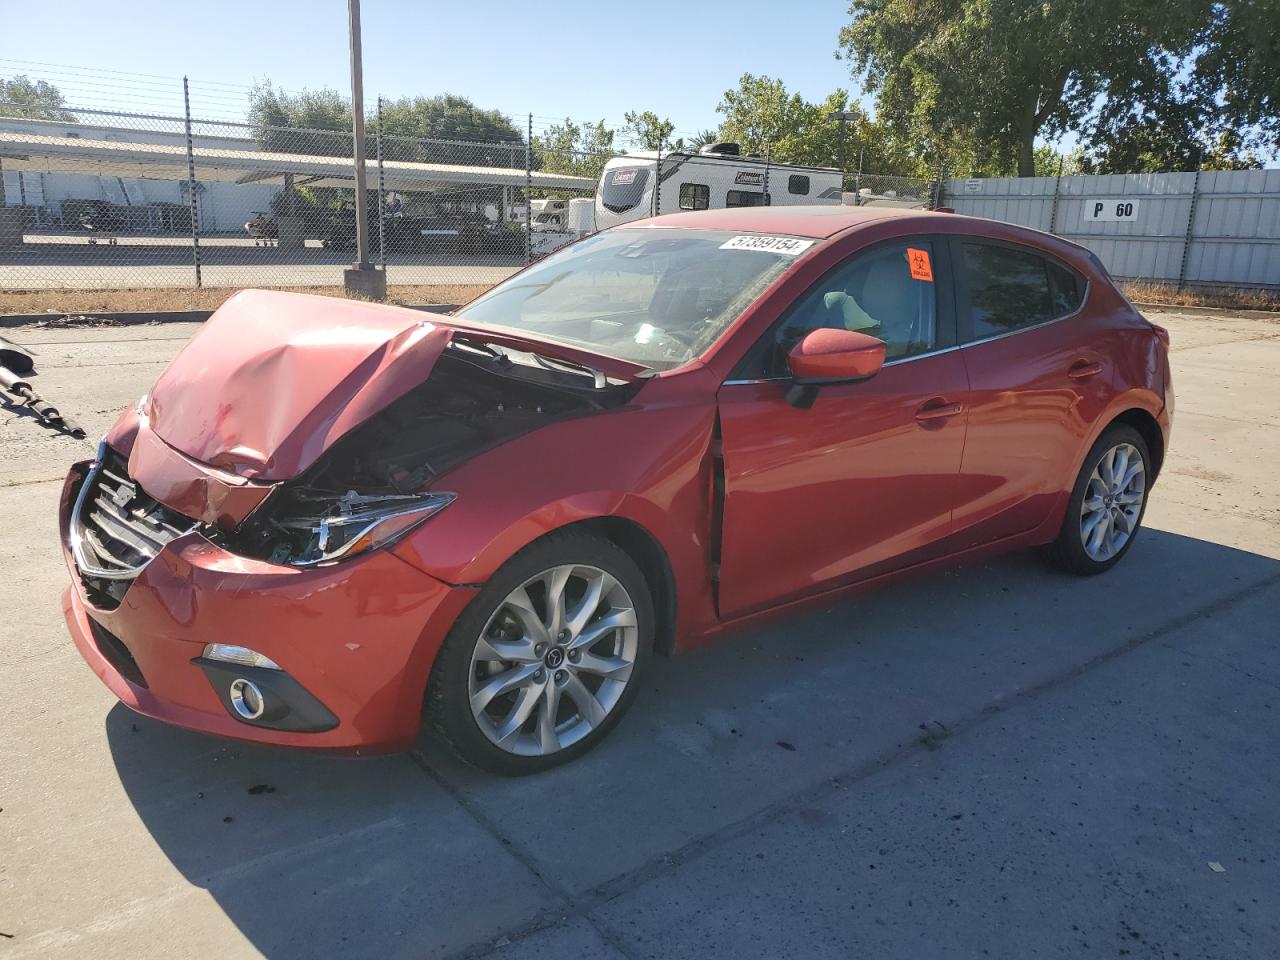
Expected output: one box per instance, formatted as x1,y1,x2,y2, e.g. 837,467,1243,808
88,619,148,688
71,447,194,609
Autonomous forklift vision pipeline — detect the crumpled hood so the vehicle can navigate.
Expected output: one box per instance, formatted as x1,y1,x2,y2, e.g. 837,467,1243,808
146,290,453,481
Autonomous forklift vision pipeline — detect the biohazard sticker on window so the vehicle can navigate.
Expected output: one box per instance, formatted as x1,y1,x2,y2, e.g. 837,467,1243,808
719,235,815,256
906,247,934,281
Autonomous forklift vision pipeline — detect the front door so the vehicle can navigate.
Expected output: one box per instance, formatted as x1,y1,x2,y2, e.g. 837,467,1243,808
715,238,968,619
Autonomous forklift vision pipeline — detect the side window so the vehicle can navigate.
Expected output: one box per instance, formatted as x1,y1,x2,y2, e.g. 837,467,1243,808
960,242,1067,339
765,241,939,375
787,174,810,196
1046,259,1085,315
726,189,768,208
679,182,710,211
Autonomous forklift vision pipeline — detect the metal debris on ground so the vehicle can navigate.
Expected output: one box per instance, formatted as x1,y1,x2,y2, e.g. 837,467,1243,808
35,314,126,329
0,340,87,438
0,334,36,374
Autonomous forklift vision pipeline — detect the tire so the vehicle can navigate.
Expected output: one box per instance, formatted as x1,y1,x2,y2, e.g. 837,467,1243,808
426,529,654,775
1043,424,1151,576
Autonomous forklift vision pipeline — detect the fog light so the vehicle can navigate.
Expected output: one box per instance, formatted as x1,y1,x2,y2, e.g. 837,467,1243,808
229,677,266,720
203,644,280,670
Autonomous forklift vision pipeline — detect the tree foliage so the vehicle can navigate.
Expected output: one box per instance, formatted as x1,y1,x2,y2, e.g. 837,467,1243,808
713,73,930,180
0,75,76,122
532,118,617,188
622,110,680,151
838,0,1277,176
247,81,522,165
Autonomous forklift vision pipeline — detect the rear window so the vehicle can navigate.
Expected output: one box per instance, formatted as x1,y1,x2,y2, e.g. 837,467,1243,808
601,167,650,213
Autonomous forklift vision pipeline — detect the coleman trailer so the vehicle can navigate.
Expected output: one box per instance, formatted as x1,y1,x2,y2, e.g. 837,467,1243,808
594,143,843,230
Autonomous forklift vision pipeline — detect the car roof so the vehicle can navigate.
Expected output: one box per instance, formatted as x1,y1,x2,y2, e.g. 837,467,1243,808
623,205,957,239
622,205,1097,267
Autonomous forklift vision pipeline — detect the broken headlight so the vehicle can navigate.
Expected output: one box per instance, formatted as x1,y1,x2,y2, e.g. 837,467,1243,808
265,489,455,567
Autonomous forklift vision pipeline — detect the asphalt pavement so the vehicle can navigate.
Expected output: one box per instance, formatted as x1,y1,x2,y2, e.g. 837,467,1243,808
0,307,1277,959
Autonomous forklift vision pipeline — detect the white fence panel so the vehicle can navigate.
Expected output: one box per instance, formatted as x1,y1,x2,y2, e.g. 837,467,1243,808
943,169,1280,288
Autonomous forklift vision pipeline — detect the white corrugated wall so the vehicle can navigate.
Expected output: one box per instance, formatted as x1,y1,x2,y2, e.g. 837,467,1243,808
942,169,1280,288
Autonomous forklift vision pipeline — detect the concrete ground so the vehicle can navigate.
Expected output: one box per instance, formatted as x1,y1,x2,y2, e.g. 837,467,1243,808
0,307,1277,959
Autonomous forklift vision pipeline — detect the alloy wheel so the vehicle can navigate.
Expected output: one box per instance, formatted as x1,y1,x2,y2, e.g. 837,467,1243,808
1079,441,1146,562
468,564,639,757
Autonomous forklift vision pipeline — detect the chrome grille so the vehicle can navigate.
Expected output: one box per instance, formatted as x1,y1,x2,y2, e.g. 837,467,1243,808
71,444,195,581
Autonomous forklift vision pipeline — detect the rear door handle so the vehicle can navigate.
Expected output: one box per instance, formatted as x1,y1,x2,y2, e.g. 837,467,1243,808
1068,359,1103,380
915,399,964,422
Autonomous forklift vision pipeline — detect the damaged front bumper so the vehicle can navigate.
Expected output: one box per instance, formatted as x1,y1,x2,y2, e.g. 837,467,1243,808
59,457,477,753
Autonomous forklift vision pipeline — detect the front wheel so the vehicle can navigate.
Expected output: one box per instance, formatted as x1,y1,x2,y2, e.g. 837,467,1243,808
426,530,653,775
1044,424,1151,576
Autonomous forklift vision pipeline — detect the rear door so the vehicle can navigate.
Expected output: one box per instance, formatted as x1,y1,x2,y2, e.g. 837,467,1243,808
715,237,969,619
947,237,1108,548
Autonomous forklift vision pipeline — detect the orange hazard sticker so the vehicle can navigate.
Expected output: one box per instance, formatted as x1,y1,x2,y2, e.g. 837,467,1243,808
907,247,933,281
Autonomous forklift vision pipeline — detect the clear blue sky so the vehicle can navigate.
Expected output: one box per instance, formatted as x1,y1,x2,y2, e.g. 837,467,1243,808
1,0,862,139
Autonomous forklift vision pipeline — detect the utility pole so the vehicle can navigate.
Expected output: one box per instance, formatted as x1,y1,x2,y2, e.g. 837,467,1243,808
829,110,858,203
376,95,386,264
182,76,203,287
343,0,385,299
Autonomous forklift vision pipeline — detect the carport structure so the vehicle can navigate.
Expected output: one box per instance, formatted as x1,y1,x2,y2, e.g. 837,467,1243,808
0,126,595,290
0,128,592,198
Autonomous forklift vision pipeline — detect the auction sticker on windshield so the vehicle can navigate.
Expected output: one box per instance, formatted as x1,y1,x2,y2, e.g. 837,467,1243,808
720,235,816,255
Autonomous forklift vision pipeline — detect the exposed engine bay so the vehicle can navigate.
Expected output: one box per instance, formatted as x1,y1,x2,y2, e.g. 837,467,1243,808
219,341,634,565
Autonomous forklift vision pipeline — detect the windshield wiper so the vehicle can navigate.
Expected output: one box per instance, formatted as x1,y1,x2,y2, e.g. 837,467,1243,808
528,352,612,389
448,337,508,363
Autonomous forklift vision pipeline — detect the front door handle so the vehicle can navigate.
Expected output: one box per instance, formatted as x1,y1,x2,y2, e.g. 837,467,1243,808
1068,359,1103,380
915,399,964,422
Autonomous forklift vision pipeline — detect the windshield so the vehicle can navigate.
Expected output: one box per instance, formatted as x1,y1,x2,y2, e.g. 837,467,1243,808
456,228,813,370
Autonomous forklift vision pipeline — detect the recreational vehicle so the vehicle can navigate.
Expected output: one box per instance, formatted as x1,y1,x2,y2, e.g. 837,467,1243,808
594,143,842,229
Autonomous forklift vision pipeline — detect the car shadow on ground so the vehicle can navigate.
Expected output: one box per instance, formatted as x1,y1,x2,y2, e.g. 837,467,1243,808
105,528,1279,958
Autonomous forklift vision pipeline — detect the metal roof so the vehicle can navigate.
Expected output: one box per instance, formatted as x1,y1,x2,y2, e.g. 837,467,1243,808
0,130,595,192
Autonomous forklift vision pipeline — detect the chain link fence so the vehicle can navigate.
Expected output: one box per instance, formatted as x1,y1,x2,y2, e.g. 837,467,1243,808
0,96,942,300
846,173,939,209
0,101,603,296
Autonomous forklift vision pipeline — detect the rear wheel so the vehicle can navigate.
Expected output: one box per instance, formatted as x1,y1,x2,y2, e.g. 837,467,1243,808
427,530,653,775
1044,425,1151,575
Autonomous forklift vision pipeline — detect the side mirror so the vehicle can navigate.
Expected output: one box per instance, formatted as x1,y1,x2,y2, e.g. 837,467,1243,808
785,328,885,408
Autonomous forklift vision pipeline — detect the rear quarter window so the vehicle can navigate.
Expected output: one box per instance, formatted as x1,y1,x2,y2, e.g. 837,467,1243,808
960,241,1085,340
1046,259,1085,315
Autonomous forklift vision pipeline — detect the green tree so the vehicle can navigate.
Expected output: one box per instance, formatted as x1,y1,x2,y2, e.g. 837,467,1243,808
248,81,352,156
622,110,681,151
247,82,523,163
687,128,721,151
0,75,75,121
378,94,523,167
532,117,616,188
838,0,1277,177
714,73,930,180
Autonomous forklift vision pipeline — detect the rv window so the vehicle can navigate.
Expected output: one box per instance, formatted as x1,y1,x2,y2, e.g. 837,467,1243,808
787,174,810,196
726,190,768,208
679,183,710,211
601,167,650,214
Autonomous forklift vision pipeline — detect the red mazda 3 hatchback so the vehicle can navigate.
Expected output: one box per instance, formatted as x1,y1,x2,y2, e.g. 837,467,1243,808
60,206,1173,774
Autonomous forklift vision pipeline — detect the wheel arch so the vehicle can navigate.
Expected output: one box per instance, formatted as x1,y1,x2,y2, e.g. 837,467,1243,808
529,516,679,656
1110,407,1165,481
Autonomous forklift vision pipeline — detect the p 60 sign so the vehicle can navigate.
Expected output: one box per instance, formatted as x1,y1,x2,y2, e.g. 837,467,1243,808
1087,199,1140,222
